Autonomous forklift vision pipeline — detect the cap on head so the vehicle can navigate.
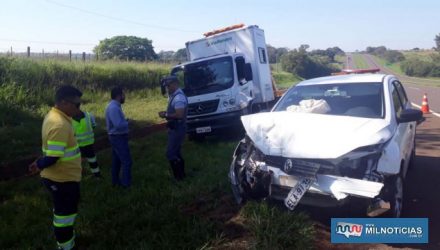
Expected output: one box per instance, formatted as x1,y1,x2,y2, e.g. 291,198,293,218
161,75,179,87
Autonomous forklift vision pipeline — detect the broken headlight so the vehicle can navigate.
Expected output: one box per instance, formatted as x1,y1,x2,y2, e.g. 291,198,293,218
336,143,385,181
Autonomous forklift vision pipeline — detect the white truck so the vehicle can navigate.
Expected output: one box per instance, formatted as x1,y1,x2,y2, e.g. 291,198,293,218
170,24,276,138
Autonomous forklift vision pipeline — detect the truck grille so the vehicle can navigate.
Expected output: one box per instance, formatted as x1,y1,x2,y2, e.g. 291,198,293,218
188,99,219,116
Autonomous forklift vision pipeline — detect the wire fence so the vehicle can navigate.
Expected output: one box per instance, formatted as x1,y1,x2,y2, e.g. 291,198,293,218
0,46,95,62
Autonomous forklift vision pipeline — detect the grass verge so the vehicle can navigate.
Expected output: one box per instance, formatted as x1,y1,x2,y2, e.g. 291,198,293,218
0,132,315,249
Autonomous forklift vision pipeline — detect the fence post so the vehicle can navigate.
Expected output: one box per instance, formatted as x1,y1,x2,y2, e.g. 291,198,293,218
69,50,72,61
82,52,86,62
42,49,45,58
27,46,30,57
10,46,13,56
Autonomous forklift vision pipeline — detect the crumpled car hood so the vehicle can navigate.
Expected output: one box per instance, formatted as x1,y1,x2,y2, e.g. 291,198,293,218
241,111,392,159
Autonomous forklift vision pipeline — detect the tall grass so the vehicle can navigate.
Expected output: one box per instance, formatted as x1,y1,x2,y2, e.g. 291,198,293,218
272,71,302,89
0,57,171,162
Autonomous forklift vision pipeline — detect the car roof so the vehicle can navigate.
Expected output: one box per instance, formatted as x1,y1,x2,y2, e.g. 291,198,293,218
296,74,388,86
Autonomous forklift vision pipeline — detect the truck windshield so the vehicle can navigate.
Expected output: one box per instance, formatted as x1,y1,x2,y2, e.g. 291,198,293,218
175,56,234,97
273,82,384,118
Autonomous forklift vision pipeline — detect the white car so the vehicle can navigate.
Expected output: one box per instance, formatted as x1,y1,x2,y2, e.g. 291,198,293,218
229,73,423,217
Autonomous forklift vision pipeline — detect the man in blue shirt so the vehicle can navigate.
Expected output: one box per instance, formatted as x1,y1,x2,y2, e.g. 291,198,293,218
159,76,188,181
105,86,132,188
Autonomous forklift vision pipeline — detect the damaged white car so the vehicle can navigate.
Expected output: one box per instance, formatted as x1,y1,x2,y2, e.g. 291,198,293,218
229,73,423,217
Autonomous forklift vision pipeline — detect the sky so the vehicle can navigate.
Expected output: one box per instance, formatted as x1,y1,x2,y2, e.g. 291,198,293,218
0,0,439,54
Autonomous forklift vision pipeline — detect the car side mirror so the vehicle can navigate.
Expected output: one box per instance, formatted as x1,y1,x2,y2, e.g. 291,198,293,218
397,108,423,123
245,63,253,82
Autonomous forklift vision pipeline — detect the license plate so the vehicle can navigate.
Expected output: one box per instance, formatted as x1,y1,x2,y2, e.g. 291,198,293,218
196,126,211,134
284,177,314,211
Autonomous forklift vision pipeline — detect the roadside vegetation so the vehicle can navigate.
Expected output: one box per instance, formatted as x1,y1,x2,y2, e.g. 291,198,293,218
280,45,345,79
366,33,440,78
0,57,170,161
0,57,302,161
0,117,315,249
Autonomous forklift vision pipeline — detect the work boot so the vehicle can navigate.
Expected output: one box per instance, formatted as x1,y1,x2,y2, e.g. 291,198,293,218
169,160,180,180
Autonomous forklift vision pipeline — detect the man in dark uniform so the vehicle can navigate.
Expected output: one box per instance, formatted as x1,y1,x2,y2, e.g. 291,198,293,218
158,76,188,181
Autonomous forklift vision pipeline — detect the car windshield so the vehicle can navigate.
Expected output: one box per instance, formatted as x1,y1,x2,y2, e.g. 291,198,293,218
172,56,234,97
273,82,384,118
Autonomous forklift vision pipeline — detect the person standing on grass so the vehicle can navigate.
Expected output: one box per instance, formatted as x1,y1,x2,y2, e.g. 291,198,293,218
28,85,83,250
158,75,188,181
72,110,102,178
105,86,132,188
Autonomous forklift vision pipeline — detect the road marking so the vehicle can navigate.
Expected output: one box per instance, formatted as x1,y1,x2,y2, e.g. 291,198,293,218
411,102,440,118
408,87,421,91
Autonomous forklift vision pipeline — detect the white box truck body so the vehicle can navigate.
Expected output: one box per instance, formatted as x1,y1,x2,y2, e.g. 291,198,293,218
170,24,275,136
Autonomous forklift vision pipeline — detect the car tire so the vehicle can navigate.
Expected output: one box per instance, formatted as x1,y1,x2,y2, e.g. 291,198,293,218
408,135,416,171
382,172,404,218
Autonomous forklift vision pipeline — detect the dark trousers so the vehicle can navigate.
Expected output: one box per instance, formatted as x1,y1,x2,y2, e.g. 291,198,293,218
79,144,100,174
109,134,132,187
42,178,80,250
166,125,186,161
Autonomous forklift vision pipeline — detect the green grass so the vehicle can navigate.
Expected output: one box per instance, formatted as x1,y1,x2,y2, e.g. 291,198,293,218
372,55,440,85
371,55,405,75
352,53,369,69
0,58,171,162
0,132,315,249
0,88,168,162
272,71,302,89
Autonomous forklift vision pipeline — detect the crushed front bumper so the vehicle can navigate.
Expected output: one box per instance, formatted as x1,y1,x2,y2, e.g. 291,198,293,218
229,164,384,207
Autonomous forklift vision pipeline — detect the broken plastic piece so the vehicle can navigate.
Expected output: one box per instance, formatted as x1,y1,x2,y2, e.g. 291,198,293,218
367,198,390,217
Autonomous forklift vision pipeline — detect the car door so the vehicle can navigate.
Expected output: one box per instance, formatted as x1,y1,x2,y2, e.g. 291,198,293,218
391,80,414,176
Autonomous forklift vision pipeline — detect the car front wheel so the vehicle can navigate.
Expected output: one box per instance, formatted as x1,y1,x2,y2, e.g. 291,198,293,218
383,173,404,218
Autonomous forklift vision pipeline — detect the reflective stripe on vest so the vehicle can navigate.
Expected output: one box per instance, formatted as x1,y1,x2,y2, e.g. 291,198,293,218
42,144,81,162
73,112,95,147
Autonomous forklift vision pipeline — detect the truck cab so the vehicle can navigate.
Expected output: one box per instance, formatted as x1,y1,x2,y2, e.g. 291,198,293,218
170,24,275,137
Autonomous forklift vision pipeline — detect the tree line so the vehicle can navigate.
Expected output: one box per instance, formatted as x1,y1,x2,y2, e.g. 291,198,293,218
93,36,345,79
366,34,440,77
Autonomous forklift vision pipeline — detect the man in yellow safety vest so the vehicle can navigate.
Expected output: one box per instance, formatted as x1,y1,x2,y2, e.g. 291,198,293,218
72,110,101,178
28,85,83,250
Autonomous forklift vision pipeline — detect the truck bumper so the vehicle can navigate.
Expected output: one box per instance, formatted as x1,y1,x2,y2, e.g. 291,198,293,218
186,110,243,134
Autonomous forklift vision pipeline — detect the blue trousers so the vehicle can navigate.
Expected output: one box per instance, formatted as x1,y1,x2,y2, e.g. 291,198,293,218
109,135,132,187
166,125,186,161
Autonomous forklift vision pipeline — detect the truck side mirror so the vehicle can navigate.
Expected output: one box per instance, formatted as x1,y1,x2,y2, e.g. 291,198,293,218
245,63,253,82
